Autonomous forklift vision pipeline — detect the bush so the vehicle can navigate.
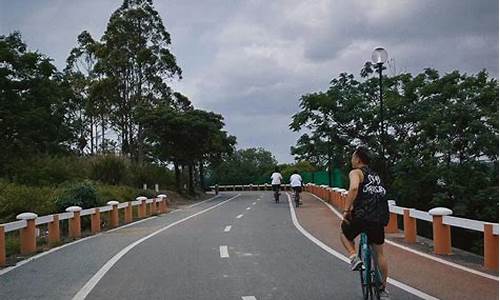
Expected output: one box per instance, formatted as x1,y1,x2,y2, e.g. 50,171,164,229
3,155,89,186
96,184,138,203
90,155,129,185
54,181,99,211
129,163,174,189
0,180,58,222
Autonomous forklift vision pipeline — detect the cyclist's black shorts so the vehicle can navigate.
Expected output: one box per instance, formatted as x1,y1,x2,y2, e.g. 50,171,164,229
341,216,385,245
292,186,302,193
272,184,281,192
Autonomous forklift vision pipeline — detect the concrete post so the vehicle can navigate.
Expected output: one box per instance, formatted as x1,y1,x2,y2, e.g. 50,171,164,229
107,201,119,228
17,212,38,255
385,200,398,233
66,206,82,239
484,223,499,270
403,209,416,243
429,207,453,255
48,214,60,246
91,208,101,234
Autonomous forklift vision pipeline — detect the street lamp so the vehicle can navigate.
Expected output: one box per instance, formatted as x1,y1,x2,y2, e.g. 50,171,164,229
371,47,388,158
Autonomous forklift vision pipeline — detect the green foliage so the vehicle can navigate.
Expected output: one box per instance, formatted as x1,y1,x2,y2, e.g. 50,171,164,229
95,184,138,204
89,155,130,185
291,69,499,222
0,180,58,223
4,155,89,186
0,32,74,171
54,181,99,211
209,148,278,185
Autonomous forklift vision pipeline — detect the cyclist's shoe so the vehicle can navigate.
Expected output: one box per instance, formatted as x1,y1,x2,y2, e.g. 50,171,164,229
378,288,390,300
350,255,364,271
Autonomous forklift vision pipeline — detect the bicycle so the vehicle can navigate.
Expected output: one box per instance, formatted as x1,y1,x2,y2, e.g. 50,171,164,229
358,232,382,300
274,187,280,203
292,187,301,208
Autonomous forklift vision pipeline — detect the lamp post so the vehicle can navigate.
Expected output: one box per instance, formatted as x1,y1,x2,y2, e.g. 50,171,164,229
371,47,388,158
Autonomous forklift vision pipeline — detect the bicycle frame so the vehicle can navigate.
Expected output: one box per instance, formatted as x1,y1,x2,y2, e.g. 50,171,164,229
358,233,382,300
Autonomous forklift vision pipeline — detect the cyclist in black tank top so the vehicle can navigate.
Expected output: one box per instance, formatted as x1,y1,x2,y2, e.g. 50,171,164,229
340,147,390,297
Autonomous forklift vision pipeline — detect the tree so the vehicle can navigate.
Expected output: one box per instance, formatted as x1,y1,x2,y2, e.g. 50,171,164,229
0,32,74,173
96,0,182,162
290,69,498,222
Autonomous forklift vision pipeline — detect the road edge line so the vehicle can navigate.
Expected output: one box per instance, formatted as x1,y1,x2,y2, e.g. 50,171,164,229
308,192,499,282
286,193,439,300
72,194,241,300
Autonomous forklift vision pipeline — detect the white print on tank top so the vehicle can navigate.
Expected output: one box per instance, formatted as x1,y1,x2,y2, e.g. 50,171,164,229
362,174,386,196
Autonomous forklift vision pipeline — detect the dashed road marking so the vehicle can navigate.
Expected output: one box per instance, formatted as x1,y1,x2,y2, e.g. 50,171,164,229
252,202,256,205
242,297,257,300
246,207,251,210
72,194,241,300
236,214,244,219
224,225,232,232
219,245,229,258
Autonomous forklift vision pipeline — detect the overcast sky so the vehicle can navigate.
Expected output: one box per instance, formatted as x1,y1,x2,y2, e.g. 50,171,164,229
1,0,498,163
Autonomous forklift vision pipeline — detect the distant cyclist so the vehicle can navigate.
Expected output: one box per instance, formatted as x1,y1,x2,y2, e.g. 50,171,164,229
289,170,303,205
340,146,390,299
271,167,283,202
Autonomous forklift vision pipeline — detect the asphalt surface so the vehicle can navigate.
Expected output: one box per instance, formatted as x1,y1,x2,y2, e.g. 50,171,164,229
1,192,422,299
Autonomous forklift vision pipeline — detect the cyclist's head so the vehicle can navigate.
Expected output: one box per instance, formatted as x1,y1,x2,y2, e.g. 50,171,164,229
293,169,299,174
274,166,280,172
352,146,371,167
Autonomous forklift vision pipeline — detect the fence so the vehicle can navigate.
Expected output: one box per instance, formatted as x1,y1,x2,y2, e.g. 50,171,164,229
0,195,169,267
304,183,499,271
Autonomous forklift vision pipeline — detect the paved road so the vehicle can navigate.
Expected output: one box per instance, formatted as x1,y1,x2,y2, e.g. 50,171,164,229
1,192,421,299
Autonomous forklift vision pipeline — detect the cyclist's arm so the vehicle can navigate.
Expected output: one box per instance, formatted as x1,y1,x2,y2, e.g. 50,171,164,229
344,170,362,213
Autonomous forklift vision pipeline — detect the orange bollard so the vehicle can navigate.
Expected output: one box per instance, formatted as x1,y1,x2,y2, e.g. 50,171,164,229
429,207,453,255
137,196,147,218
158,194,168,213
385,201,398,233
125,202,133,223
17,212,38,255
48,214,60,246
66,206,82,239
0,226,5,266
484,223,499,270
91,208,101,234
403,209,416,243
107,201,119,228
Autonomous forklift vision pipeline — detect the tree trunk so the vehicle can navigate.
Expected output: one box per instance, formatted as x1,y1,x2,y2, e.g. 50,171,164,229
174,160,181,192
188,163,194,194
199,161,205,191
89,115,94,155
101,115,105,152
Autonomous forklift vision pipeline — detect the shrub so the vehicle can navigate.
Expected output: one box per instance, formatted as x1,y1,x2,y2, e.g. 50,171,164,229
3,155,89,186
0,180,58,222
96,184,138,203
54,181,99,211
129,163,175,190
89,155,129,185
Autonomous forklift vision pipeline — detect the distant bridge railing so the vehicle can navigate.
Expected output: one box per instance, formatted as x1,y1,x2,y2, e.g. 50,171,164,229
0,195,169,267
210,183,499,271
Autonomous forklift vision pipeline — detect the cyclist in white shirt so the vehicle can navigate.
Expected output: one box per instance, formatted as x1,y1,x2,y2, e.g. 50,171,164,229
270,167,283,193
290,170,303,205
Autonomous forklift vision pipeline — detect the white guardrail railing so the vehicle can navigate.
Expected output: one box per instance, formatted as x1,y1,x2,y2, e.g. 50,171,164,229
0,195,169,267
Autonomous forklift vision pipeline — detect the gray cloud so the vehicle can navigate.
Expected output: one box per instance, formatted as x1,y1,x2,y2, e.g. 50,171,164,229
1,0,498,163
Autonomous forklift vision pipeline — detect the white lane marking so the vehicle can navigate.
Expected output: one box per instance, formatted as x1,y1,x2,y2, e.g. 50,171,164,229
286,193,439,300
246,207,251,210
308,193,499,282
236,214,244,219
72,194,241,300
187,195,221,208
224,226,232,232
242,297,257,300
0,214,162,277
252,202,256,205
220,245,229,258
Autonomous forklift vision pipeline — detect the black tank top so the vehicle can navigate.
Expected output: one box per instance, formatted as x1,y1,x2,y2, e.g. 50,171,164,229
352,166,389,225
